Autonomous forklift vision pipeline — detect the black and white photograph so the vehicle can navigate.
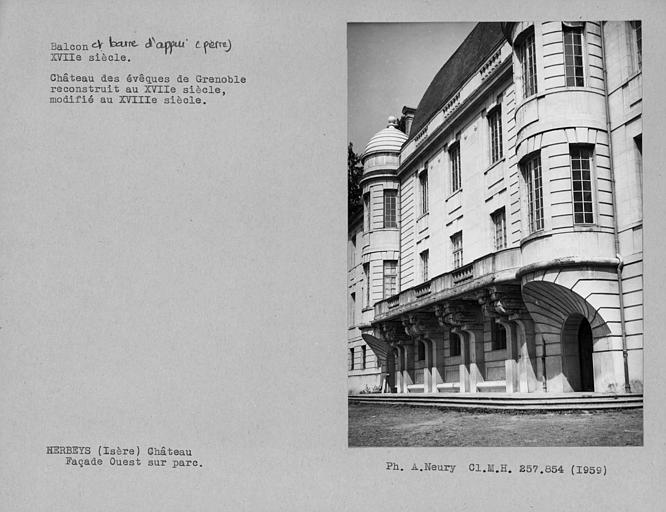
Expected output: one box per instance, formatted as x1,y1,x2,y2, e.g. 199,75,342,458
347,21,644,447
3,1,665,510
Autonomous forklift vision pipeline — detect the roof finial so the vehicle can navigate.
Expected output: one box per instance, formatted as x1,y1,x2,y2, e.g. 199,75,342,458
387,115,398,127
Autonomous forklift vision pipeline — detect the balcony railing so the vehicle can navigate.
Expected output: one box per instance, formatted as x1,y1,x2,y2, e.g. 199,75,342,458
373,248,520,318
414,282,432,297
451,263,473,284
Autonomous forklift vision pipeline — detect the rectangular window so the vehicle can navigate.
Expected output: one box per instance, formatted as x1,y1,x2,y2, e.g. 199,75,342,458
630,20,642,71
349,347,355,371
492,208,507,250
449,332,461,357
420,250,429,282
449,143,461,193
635,134,643,191
523,154,544,232
518,30,537,98
491,318,507,350
563,25,585,86
349,235,356,268
363,263,370,308
383,260,398,298
383,189,397,228
571,147,594,224
417,340,426,361
349,292,356,325
363,193,370,231
488,107,503,163
419,168,429,215
451,232,463,269
361,345,367,370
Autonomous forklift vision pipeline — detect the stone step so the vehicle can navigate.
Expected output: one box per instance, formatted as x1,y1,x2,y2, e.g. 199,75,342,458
349,394,643,410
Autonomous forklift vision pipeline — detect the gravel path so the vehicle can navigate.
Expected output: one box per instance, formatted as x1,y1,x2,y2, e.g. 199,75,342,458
349,403,642,447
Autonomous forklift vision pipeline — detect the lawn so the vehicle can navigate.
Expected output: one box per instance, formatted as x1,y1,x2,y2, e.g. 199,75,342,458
348,402,643,447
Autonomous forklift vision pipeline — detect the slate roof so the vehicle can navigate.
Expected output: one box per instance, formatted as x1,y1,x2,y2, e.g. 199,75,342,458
408,22,506,142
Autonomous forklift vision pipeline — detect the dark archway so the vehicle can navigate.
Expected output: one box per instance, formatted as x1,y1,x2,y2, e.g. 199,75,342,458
578,320,594,391
561,314,595,391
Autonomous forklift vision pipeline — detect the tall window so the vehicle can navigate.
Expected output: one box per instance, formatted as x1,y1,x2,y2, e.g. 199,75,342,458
349,347,355,370
449,332,461,357
363,193,370,231
451,232,463,269
523,154,544,232
383,189,397,228
630,21,642,71
449,143,461,193
420,250,429,282
491,318,507,350
488,107,503,163
349,292,356,325
363,263,370,308
361,345,367,370
635,134,643,191
417,340,426,361
571,146,594,224
563,24,584,86
492,208,507,250
518,29,537,98
383,260,398,298
419,168,429,215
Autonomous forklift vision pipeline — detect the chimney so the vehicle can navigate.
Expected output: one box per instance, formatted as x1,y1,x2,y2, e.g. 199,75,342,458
401,106,416,136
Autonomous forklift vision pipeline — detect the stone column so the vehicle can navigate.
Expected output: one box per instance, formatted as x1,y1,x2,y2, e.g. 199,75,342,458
461,326,485,393
394,346,403,393
497,318,518,393
402,312,443,394
430,338,442,393
453,329,470,392
512,316,538,392
435,301,481,394
402,343,414,392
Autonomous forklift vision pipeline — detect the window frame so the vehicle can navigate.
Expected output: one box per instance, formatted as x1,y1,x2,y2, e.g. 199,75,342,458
420,250,429,283
449,332,461,357
361,345,367,370
491,318,508,351
522,153,544,233
383,189,398,228
417,340,426,361
363,262,370,308
492,207,507,251
349,347,355,371
563,23,585,87
487,105,503,164
382,260,398,299
363,192,370,232
449,142,461,194
517,27,538,99
451,232,463,269
419,165,429,216
629,20,642,72
570,145,595,225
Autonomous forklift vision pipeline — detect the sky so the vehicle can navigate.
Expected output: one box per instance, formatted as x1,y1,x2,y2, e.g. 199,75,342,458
347,22,476,152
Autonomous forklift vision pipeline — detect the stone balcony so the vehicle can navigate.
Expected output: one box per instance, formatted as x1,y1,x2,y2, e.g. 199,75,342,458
375,247,521,321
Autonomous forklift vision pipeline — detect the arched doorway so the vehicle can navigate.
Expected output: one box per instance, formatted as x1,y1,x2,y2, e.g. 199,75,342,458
561,314,595,391
577,320,594,391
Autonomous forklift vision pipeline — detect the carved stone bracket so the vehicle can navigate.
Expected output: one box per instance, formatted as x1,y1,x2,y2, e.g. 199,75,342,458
434,301,479,329
478,285,525,319
400,312,438,342
377,320,411,346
